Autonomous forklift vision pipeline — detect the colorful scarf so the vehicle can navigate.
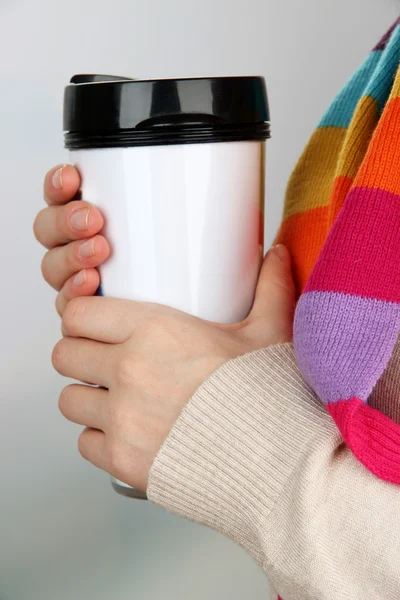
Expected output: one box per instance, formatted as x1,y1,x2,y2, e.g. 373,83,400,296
276,17,400,486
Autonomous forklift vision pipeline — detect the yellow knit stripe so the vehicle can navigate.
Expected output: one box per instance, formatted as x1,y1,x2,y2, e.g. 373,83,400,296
389,63,400,100
336,95,379,180
283,127,347,220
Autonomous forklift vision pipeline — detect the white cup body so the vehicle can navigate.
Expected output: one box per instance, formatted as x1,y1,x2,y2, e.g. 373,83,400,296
70,140,265,324
71,140,265,498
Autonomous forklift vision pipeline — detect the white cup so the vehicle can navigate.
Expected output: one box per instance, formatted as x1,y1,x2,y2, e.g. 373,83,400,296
64,75,270,499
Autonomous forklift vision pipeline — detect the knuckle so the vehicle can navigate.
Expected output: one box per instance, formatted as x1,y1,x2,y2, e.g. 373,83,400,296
58,385,74,417
51,339,66,372
133,314,168,349
141,314,164,336
114,355,137,386
106,442,126,473
62,297,87,335
106,404,124,429
78,431,89,460
40,252,52,284
107,442,137,484
33,209,46,243
55,293,64,317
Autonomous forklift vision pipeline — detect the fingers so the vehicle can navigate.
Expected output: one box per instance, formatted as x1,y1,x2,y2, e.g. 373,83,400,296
62,297,139,343
43,164,81,206
78,428,107,471
41,234,110,290
52,337,114,388
55,268,100,317
77,427,147,492
59,384,107,430
34,200,104,249
249,244,296,342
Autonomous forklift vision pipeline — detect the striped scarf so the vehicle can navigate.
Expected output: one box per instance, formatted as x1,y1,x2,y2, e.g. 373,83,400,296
276,17,400,489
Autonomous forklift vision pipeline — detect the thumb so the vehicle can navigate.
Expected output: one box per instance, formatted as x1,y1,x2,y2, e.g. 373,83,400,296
248,244,296,343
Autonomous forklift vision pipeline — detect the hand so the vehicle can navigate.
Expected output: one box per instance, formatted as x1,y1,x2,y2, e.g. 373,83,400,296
52,245,295,492
34,165,110,315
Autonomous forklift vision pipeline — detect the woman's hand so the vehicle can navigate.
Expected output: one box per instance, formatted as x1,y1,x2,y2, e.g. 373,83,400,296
35,164,295,492
34,164,110,315
52,246,295,492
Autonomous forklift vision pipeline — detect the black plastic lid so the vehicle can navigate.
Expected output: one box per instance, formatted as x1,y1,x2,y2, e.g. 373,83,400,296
63,74,270,149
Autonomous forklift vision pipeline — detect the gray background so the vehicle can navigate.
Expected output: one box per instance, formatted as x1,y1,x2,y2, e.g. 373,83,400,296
1,1,398,599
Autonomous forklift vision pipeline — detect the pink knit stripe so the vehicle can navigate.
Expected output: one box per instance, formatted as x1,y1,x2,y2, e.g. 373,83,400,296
328,399,400,484
305,186,400,302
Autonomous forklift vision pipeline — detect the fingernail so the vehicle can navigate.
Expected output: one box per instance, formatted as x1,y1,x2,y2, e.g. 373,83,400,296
73,270,87,286
78,239,95,258
70,208,90,231
271,244,287,261
52,167,64,190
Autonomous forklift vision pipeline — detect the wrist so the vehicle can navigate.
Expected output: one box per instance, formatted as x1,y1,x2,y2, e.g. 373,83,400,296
148,343,334,562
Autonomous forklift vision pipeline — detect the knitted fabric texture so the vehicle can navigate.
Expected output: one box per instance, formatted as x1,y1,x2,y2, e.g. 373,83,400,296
276,18,400,485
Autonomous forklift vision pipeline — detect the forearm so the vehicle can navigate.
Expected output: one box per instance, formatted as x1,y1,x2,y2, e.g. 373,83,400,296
148,344,400,600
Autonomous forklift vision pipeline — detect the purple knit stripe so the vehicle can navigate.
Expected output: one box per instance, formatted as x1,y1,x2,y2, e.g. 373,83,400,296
294,291,400,404
373,18,400,51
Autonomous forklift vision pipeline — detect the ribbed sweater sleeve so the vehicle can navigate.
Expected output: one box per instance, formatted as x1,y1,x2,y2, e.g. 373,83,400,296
148,344,400,600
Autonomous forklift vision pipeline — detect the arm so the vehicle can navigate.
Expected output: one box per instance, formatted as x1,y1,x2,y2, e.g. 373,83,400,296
148,343,400,600
36,166,399,599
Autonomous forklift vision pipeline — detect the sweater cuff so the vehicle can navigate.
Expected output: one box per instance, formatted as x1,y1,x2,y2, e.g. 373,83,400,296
147,343,335,563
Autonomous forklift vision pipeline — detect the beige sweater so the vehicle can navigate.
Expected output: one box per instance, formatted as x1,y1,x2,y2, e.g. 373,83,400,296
148,343,400,600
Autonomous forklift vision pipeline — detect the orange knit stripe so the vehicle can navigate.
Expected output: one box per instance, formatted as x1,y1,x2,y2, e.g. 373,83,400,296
355,97,400,195
276,205,329,295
